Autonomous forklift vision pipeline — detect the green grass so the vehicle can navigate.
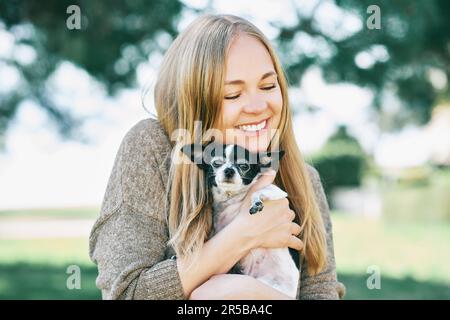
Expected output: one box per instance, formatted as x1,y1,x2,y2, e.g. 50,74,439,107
332,213,450,285
0,237,100,299
0,238,92,265
339,273,450,299
0,207,449,299
0,207,100,299
332,212,450,299
0,263,100,300
381,168,450,222
0,207,100,220
1,263,448,300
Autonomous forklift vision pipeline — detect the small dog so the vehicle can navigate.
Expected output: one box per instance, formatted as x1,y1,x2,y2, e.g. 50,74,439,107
181,142,299,298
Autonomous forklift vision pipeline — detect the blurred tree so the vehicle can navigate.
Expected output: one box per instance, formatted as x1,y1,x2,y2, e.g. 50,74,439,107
275,0,450,130
0,0,184,145
1,0,449,147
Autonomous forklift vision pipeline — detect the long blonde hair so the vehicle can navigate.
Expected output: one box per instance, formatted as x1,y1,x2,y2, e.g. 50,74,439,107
154,14,327,275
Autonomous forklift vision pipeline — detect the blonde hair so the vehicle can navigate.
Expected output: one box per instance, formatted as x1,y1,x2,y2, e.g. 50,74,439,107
154,14,327,275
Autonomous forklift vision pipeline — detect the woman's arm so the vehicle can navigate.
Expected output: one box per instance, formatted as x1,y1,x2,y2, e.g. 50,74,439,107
89,119,188,299
189,274,294,300
176,215,254,297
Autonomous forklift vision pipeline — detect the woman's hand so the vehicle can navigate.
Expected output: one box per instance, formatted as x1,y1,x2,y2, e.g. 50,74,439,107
189,274,294,300
231,169,304,252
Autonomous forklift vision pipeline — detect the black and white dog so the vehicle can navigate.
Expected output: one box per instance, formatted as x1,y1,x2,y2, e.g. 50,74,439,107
181,142,299,298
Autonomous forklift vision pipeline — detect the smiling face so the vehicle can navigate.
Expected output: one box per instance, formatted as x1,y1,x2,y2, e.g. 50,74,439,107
217,33,283,153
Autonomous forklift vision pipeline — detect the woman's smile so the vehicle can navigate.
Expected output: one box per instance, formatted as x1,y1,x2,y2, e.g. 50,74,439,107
234,117,271,137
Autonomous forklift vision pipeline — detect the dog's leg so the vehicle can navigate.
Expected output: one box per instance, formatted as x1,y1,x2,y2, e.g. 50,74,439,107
249,193,264,214
249,184,288,214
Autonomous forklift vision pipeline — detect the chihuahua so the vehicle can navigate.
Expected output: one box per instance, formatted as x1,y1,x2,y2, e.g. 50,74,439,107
181,142,299,298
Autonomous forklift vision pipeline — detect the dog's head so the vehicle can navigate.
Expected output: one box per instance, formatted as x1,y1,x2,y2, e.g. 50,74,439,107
181,142,284,194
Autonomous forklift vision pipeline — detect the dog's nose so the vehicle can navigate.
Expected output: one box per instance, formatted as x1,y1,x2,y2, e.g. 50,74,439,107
224,167,235,178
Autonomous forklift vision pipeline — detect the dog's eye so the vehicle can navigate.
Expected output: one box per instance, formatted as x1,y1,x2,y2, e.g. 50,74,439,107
212,159,224,168
238,163,250,172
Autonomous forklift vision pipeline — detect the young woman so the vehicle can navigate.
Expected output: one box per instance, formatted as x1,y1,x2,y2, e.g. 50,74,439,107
89,13,345,300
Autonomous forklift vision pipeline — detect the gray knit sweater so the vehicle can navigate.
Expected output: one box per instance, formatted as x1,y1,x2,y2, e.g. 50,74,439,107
89,118,346,300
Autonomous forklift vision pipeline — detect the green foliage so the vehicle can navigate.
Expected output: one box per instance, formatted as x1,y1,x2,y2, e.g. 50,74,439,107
1,0,449,142
276,0,450,128
309,126,368,198
0,0,183,140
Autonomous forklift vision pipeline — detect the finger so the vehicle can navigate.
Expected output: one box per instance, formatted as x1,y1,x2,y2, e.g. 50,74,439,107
291,223,302,236
288,209,296,221
243,169,276,205
250,169,276,193
289,236,304,251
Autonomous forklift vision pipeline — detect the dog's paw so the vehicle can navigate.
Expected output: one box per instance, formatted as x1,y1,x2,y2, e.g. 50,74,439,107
249,201,264,214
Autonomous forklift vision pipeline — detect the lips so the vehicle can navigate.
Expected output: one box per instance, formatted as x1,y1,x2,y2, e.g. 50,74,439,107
235,117,269,133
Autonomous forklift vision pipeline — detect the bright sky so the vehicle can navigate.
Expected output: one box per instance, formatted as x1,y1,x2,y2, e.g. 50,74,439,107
0,0,434,209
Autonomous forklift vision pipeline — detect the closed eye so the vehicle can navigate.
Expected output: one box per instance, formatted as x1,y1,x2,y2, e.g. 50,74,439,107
211,159,225,168
224,85,277,100
238,163,250,172
262,85,277,90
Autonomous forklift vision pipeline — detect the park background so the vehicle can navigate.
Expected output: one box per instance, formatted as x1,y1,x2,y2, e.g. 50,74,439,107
0,0,449,299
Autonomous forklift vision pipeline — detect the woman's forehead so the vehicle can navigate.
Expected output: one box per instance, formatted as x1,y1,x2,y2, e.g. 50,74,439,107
225,35,275,82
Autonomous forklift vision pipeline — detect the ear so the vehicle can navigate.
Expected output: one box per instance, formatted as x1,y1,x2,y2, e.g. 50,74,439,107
180,143,209,170
259,150,285,169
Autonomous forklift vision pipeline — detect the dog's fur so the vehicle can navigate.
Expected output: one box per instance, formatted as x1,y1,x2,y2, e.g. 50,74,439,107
181,142,299,298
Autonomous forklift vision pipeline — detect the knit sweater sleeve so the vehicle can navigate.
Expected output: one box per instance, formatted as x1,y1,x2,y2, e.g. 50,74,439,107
89,119,186,300
299,165,346,300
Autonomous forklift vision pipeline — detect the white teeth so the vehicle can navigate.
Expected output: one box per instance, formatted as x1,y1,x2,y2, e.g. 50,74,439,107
238,120,266,132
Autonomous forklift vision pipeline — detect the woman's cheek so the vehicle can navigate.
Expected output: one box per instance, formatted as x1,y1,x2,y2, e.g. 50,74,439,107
269,89,283,114
222,102,241,128
217,103,238,142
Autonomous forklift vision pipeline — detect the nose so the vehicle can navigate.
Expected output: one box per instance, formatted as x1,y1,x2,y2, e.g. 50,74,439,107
242,93,267,114
224,167,235,179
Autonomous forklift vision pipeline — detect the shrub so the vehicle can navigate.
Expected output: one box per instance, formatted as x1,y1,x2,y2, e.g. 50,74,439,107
308,126,368,200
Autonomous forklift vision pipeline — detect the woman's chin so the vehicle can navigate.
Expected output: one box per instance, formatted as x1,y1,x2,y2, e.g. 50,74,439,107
237,135,271,153
221,128,274,152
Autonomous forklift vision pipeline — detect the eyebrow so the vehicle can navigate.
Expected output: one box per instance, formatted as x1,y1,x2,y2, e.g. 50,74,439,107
224,71,277,86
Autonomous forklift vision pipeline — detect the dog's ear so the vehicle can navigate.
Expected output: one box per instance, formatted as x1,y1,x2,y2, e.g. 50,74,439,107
181,143,209,170
258,150,285,170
